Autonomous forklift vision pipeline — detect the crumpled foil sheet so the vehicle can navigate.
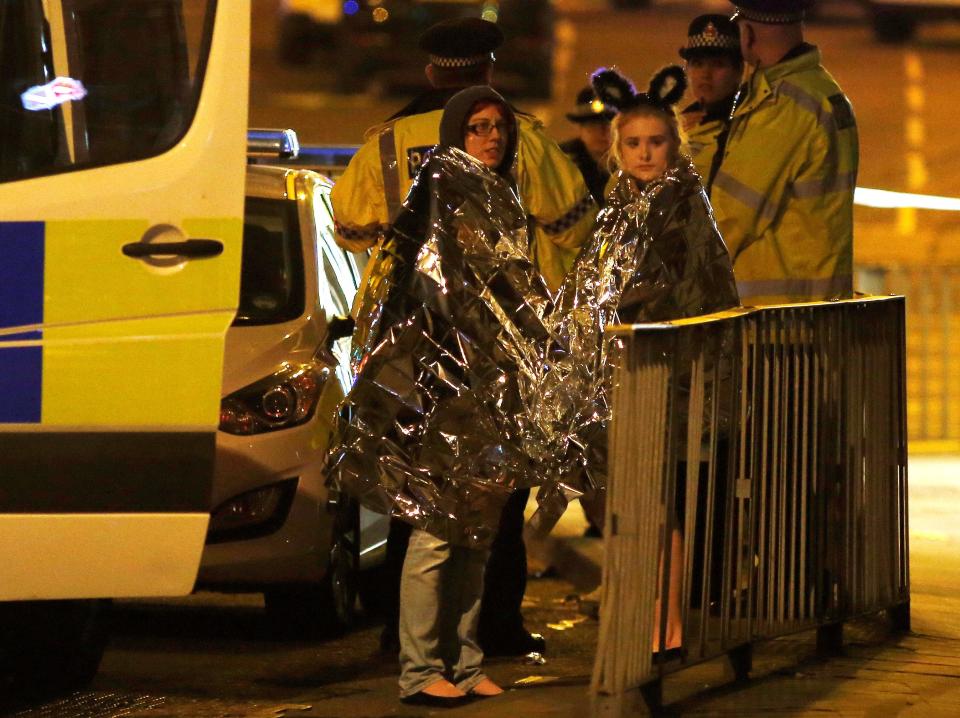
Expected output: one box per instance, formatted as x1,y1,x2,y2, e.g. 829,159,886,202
327,151,737,545
326,147,559,548
530,159,740,529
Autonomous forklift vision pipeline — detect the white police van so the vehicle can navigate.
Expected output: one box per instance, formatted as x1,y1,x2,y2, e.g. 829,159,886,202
1,0,247,693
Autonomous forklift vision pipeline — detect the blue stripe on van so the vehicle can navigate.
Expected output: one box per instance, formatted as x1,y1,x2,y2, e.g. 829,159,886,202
0,345,43,423
0,222,45,329
0,222,44,423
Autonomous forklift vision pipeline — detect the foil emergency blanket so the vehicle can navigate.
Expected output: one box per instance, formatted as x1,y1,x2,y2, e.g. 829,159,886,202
531,159,740,526
326,147,557,548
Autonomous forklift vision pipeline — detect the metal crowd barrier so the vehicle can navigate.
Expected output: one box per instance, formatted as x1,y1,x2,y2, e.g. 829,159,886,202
859,265,960,447
592,296,909,714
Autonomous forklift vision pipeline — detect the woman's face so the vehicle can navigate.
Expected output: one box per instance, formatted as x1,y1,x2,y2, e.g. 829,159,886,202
464,104,509,169
618,114,674,184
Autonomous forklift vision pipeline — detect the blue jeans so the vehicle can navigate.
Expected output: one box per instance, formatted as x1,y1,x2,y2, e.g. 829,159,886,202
398,528,489,697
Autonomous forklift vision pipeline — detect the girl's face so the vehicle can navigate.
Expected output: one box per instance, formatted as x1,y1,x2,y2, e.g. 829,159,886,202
618,114,674,184
464,104,509,169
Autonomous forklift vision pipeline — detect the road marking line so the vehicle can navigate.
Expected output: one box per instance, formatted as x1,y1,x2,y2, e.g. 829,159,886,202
898,51,927,236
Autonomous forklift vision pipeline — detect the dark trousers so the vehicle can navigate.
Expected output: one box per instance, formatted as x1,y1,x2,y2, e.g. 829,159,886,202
382,488,531,646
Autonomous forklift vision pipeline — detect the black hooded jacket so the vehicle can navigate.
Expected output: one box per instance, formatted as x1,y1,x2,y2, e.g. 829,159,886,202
437,85,518,177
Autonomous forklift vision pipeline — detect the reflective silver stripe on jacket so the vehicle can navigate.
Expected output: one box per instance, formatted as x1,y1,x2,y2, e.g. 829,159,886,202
379,126,402,221
778,81,837,134
792,171,857,199
736,274,853,300
712,171,779,222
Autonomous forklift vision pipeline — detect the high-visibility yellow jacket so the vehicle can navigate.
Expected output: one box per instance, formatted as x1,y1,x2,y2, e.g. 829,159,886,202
679,97,735,185
709,47,859,306
331,108,595,298
682,115,724,183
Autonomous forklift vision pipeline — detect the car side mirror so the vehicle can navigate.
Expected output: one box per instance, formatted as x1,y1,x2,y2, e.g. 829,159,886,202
325,315,355,352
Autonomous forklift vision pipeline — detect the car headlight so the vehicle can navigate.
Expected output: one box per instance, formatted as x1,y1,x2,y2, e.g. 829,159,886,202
219,363,329,435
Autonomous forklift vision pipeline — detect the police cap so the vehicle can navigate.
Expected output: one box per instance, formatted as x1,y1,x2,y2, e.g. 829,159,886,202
729,0,814,24
418,18,504,69
679,14,741,61
566,86,616,123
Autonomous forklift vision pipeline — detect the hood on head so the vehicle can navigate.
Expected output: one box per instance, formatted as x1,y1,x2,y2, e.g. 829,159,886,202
439,85,518,175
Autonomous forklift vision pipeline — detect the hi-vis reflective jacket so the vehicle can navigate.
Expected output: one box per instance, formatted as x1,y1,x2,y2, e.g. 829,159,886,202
709,47,859,306
682,113,724,183
331,108,595,296
679,96,735,185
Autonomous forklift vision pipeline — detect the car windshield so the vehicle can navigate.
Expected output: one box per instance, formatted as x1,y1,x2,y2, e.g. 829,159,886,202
234,198,305,326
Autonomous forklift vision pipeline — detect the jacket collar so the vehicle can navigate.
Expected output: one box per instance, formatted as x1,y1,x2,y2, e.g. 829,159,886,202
733,44,821,116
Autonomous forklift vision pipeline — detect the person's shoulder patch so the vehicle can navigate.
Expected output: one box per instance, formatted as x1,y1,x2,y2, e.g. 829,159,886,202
406,145,436,179
828,93,855,131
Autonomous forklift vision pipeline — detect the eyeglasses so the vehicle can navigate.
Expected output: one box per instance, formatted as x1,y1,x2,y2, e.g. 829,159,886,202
465,120,510,137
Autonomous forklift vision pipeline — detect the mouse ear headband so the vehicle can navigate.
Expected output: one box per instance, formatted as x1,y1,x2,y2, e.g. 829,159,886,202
591,64,688,113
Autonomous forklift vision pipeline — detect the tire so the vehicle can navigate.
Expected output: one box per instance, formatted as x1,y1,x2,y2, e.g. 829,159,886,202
872,10,916,43
264,494,359,638
0,599,110,698
277,12,314,65
357,561,388,618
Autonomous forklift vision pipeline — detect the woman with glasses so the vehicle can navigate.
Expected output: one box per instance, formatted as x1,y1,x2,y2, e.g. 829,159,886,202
330,85,556,708
393,87,520,706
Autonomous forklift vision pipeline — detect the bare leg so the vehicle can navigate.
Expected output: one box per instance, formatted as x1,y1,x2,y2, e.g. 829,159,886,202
653,528,683,651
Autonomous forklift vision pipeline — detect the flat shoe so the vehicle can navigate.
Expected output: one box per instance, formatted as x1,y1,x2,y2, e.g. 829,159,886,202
400,692,470,707
467,689,500,699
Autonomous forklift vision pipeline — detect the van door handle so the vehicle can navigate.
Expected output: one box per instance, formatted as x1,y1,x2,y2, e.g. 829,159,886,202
122,239,224,259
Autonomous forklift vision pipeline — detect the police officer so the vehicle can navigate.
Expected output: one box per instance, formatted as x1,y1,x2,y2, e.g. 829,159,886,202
560,87,615,206
709,0,858,306
678,15,743,186
332,18,594,294
333,17,595,658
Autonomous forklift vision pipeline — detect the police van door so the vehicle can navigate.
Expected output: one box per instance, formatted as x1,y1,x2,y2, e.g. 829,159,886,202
0,0,248,601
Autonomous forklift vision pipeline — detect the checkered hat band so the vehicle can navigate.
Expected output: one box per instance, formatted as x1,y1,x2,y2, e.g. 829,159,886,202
335,221,389,241
687,33,740,51
538,193,595,235
430,53,493,68
736,8,805,23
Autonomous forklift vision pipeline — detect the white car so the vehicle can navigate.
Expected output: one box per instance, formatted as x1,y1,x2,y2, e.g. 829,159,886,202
197,132,388,635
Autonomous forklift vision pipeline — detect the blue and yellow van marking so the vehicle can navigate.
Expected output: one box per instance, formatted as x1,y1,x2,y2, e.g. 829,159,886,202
0,221,44,423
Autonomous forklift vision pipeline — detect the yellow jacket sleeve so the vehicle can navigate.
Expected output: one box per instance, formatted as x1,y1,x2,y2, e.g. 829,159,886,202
330,136,389,253
516,119,596,292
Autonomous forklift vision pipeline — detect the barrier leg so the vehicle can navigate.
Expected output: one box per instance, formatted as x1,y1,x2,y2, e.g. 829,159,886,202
592,686,656,717
889,601,911,633
639,678,663,714
726,643,753,682
816,622,844,656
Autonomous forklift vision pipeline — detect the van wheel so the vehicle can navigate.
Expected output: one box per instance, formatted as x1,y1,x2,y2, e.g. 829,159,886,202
264,495,359,637
0,599,110,698
278,13,314,65
872,10,916,43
